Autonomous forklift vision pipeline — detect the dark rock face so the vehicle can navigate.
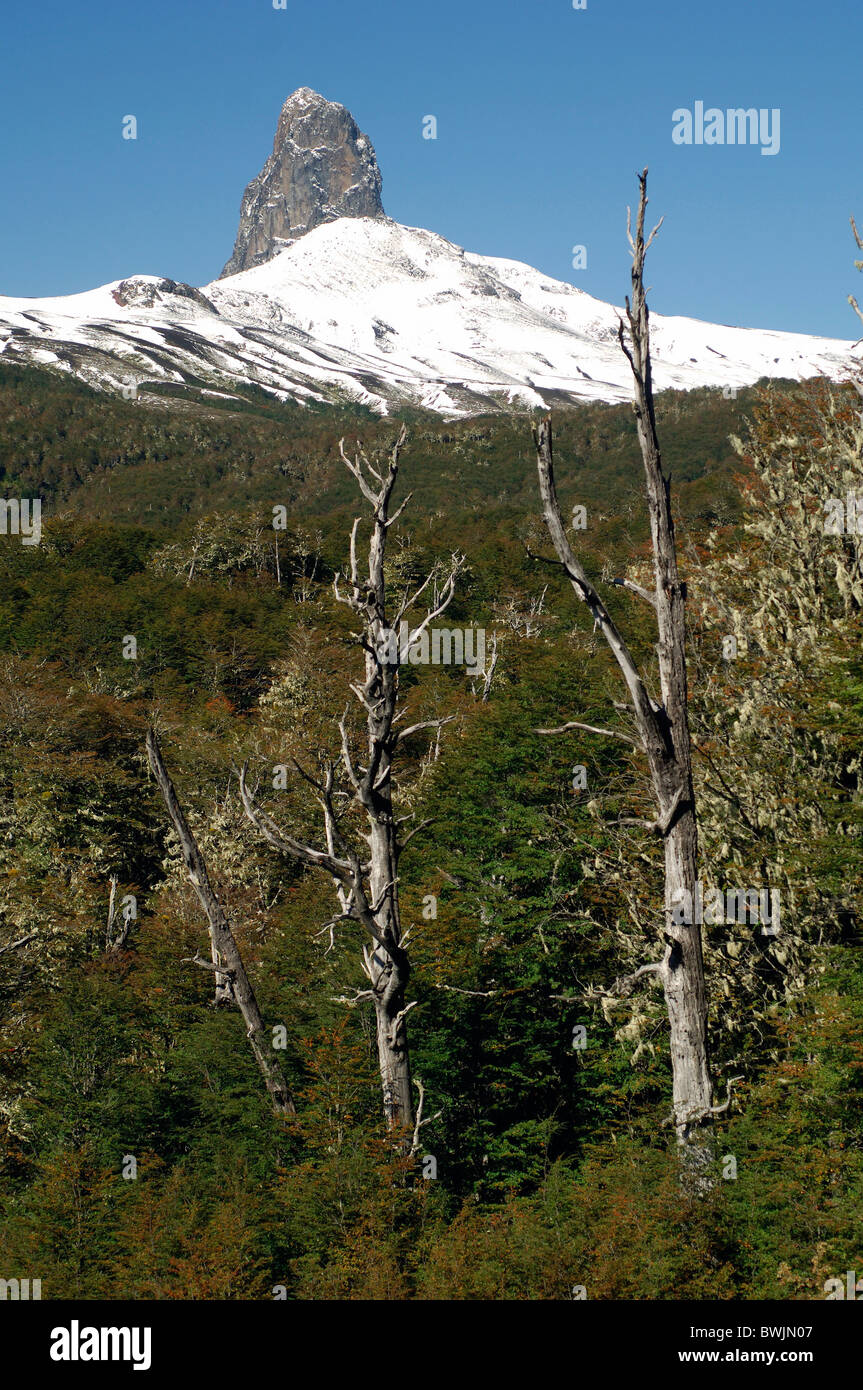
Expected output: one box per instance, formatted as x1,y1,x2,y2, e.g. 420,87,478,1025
219,88,385,279
112,278,219,313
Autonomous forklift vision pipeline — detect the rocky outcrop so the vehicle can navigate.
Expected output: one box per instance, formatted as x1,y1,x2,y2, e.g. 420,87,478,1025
219,88,384,279
112,278,218,313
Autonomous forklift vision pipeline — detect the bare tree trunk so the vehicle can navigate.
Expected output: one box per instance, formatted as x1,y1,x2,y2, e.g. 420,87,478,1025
534,169,713,1159
241,427,461,1142
146,729,295,1118
663,812,712,1150
619,171,713,1150
365,764,413,1129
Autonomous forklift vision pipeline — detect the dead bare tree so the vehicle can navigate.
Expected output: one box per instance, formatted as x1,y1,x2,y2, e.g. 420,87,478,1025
146,728,295,1117
534,169,714,1159
240,426,462,1141
848,213,863,334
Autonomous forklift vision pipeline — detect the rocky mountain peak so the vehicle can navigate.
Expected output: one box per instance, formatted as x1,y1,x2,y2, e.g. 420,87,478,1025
219,88,385,279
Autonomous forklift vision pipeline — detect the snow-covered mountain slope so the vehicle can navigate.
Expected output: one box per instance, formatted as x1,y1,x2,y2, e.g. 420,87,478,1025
0,217,857,416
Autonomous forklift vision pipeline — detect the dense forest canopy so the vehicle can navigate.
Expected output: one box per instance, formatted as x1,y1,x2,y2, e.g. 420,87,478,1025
0,358,861,1299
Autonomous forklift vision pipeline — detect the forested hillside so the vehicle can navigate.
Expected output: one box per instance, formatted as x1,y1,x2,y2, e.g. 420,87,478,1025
0,360,861,1300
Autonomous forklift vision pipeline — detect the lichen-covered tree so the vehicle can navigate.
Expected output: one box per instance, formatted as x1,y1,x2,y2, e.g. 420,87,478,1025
685,377,863,1052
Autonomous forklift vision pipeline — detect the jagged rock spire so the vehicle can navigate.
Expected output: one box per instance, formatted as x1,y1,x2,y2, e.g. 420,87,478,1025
219,87,385,278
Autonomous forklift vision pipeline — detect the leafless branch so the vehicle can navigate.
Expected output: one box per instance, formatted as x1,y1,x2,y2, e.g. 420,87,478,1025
611,576,657,609
410,1076,443,1155
534,719,641,749
239,762,352,881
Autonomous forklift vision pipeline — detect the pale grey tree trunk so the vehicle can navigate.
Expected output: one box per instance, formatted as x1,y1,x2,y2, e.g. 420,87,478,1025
535,170,713,1160
146,729,295,1117
365,753,413,1129
663,811,712,1146
241,427,461,1141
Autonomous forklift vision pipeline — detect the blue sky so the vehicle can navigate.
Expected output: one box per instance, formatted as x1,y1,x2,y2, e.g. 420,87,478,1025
1,0,860,337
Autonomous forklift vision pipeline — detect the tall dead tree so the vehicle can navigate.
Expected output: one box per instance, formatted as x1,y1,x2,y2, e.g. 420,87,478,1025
535,170,714,1154
240,426,461,1139
146,728,295,1117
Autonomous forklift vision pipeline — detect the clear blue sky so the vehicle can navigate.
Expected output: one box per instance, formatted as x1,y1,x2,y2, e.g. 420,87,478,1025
1,0,860,337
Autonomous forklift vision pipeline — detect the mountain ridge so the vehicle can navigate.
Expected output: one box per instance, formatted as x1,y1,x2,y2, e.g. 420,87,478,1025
0,214,856,418
0,90,857,417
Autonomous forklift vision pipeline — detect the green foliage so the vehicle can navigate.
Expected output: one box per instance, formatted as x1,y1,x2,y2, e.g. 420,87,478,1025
0,367,860,1298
